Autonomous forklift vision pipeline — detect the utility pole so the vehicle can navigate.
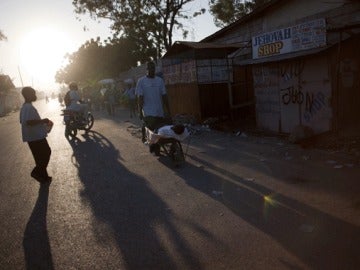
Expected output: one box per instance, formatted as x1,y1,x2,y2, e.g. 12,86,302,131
17,66,24,87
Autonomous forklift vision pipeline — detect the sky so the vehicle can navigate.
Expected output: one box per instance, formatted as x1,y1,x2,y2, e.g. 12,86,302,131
0,0,219,92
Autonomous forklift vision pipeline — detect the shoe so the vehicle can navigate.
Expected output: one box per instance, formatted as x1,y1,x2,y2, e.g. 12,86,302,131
149,144,154,153
31,171,52,183
31,171,42,181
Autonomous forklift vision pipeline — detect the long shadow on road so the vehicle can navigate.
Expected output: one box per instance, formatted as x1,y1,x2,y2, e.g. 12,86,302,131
23,183,54,270
161,154,360,270
68,131,202,270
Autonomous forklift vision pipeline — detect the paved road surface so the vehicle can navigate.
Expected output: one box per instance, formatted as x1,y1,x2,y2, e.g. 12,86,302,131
0,99,359,269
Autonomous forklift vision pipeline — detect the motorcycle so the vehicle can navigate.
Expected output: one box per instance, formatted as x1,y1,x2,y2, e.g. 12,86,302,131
61,108,94,138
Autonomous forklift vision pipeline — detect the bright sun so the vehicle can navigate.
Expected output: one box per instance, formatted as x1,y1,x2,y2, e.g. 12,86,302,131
19,27,72,89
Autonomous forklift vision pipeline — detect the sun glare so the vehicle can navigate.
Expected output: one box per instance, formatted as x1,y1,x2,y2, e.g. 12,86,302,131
19,27,72,89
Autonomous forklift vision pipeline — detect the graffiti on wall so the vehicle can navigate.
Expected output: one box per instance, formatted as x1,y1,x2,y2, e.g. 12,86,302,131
279,59,330,131
280,84,325,120
254,57,331,133
303,92,326,123
280,61,304,81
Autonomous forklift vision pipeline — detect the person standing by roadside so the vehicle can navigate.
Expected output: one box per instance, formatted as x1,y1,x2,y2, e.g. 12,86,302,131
136,61,170,145
20,87,52,182
123,79,137,118
104,84,116,115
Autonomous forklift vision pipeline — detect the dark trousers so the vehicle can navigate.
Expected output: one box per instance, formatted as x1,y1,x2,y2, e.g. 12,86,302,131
28,138,51,178
142,116,171,141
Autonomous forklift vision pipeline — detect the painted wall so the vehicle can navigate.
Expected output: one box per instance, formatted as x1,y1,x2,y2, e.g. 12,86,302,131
253,64,280,132
254,54,332,134
166,83,201,120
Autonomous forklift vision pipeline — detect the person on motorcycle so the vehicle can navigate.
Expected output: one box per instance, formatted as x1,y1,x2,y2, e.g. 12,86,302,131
65,82,88,121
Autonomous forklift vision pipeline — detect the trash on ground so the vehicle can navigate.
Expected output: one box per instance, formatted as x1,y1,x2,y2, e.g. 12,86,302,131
299,224,314,233
260,158,266,162
244,178,255,182
326,160,337,164
302,155,310,160
212,190,223,196
334,165,343,169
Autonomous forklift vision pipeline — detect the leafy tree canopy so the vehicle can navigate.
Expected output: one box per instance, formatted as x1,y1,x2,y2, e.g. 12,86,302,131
0,75,15,93
72,0,205,59
209,0,269,28
55,37,141,86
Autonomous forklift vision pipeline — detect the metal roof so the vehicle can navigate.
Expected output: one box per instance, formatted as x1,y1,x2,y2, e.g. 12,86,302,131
201,0,285,43
162,41,246,58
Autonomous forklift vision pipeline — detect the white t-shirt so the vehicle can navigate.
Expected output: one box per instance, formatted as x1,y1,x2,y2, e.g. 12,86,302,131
136,76,166,117
20,103,47,142
66,90,82,111
157,125,189,141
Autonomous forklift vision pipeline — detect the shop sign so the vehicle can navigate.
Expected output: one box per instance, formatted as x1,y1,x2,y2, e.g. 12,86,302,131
252,18,326,59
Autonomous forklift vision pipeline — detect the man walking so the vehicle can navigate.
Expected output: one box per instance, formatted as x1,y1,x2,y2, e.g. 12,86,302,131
136,62,170,153
136,61,170,144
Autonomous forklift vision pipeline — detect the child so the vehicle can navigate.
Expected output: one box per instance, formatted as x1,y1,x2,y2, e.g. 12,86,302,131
20,87,52,182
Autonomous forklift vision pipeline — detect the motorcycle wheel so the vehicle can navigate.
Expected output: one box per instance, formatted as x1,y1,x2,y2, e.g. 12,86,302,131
84,113,94,132
65,125,77,138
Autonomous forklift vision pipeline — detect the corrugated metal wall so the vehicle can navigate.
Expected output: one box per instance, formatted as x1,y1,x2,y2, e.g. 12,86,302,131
253,53,333,134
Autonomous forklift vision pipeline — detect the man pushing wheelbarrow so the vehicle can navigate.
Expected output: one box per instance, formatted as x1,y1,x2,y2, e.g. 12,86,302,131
136,61,189,165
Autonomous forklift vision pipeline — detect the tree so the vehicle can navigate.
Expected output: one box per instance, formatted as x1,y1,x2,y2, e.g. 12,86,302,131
72,0,205,59
209,0,269,28
55,37,139,86
0,30,7,41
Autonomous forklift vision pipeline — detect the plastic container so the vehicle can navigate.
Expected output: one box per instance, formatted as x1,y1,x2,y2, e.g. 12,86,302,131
46,120,53,133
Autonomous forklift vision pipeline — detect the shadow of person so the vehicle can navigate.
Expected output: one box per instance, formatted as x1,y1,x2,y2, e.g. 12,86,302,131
160,154,360,270
69,131,202,269
23,183,54,270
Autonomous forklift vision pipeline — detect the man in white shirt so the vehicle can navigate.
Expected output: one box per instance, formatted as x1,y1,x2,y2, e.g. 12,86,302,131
136,61,170,143
20,87,52,182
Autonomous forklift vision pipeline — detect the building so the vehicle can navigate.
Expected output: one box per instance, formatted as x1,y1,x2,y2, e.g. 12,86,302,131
164,0,360,135
162,42,242,120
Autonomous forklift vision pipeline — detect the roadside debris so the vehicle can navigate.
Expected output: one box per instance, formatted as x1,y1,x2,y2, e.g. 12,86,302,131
299,224,315,233
212,190,223,197
326,160,337,164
